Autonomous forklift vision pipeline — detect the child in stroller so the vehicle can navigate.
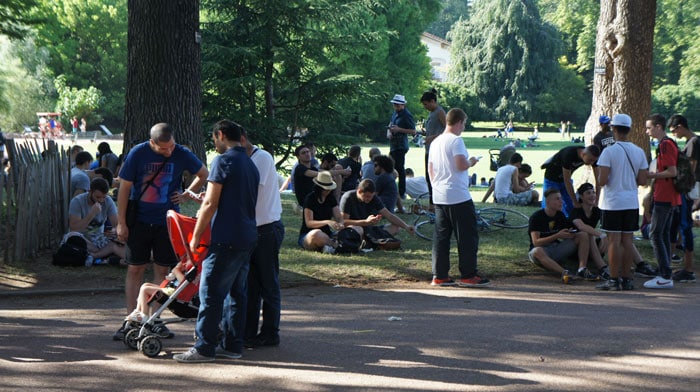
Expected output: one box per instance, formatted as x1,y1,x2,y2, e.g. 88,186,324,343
121,210,210,357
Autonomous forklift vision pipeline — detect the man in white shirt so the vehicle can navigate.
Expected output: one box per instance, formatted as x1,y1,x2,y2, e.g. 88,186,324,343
493,153,538,206
245,139,284,348
428,108,490,288
405,168,429,199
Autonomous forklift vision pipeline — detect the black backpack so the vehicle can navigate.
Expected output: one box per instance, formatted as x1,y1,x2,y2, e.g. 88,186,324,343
52,235,89,267
334,228,363,254
669,139,696,194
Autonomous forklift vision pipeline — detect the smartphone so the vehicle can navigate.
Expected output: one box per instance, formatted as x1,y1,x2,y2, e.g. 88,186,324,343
474,155,483,161
569,228,579,233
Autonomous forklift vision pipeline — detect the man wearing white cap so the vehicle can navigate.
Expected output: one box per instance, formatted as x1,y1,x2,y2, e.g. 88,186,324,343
388,94,416,210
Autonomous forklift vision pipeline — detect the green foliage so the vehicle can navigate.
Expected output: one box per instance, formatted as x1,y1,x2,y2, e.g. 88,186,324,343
200,0,439,160
652,84,700,127
425,0,470,39
32,0,126,125
0,0,41,39
532,58,589,123
0,36,53,130
54,74,104,124
448,0,562,121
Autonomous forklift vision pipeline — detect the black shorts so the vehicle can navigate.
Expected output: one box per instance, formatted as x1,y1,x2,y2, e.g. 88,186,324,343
125,221,177,267
601,209,639,233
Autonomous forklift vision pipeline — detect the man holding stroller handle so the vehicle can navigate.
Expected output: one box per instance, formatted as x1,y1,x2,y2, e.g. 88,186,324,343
174,120,259,363
113,123,208,341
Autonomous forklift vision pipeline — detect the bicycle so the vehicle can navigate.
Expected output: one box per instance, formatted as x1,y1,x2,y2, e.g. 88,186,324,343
410,194,529,241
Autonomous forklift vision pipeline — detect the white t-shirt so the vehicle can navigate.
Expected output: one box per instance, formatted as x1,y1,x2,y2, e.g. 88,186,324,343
405,176,429,199
494,165,518,200
597,141,648,211
428,132,472,205
250,147,282,226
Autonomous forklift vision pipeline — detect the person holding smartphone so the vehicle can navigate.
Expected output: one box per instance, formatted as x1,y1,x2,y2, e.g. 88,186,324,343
68,177,125,262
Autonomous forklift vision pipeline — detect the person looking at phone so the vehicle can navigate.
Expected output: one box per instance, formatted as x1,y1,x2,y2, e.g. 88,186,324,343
528,188,593,283
482,153,539,205
68,177,125,261
339,179,415,238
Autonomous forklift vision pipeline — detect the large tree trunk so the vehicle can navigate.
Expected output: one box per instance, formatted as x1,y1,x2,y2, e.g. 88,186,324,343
585,0,656,157
123,0,204,163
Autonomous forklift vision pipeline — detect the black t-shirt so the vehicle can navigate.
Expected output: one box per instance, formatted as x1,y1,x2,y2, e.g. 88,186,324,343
293,163,318,206
339,190,385,220
593,131,615,152
528,209,571,249
337,157,362,192
569,206,601,228
682,136,700,180
299,192,337,237
542,146,585,182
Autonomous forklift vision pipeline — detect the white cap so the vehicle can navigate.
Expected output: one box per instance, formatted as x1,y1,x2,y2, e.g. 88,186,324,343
610,113,632,128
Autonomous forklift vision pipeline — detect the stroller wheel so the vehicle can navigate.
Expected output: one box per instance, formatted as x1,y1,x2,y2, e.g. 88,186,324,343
139,335,162,358
124,328,140,350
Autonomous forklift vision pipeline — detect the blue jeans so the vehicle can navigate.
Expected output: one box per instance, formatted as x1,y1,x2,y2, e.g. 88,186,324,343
649,202,674,278
194,243,254,357
245,220,284,340
432,199,479,279
541,178,574,217
679,195,694,252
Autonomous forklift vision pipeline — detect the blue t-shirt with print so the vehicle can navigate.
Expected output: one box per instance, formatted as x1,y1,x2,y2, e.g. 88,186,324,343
119,142,203,226
208,146,259,248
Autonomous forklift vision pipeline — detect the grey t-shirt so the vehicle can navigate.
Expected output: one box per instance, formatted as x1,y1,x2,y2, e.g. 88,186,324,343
69,192,117,236
70,167,91,196
339,190,385,220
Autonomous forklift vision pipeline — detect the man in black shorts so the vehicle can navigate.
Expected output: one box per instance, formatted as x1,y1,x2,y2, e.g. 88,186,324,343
114,123,209,340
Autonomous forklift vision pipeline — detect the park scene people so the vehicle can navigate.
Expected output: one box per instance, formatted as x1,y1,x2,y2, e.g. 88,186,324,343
1,2,699,387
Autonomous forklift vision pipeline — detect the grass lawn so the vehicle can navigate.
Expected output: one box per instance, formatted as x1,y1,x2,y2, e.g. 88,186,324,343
11,131,695,287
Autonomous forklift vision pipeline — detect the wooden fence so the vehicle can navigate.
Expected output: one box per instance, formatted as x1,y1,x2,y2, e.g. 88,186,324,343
0,138,70,265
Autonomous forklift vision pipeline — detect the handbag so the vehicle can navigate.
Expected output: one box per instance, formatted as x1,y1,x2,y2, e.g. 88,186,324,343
125,155,170,227
364,226,401,250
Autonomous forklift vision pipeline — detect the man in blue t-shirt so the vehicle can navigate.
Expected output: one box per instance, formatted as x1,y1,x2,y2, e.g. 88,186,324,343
174,120,259,363
113,123,208,341
387,94,416,202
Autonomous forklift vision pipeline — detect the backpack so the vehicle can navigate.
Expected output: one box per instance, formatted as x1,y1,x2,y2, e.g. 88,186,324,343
52,234,89,267
669,139,696,194
334,228,363,254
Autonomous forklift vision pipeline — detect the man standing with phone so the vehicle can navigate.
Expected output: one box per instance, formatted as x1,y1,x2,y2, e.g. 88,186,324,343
387,94,416,209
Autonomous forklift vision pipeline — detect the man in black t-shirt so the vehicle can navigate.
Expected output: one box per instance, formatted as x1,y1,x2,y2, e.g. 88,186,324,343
528,189,591,283
340,179,414,237
292,145,320,207
337,145,362,192
540,145,600,216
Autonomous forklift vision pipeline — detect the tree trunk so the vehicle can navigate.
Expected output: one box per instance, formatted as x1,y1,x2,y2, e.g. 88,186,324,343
585,0,656,157
123,0,204,163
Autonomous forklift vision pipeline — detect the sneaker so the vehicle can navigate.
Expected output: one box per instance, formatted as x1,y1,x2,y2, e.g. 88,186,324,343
458,275,491,287
576,268,600,281
671,254,682,264
620,278,634,291
152,321,175,339
671,269,697,283
643,276,674,289
561,270,574,284
599,268,611,281
173,347,215,363
126,310,146,323
112,320,128,341
322,245,336,254
431,277,456,286
215,346,243,359
596,278,621,291
635,262,657,278
244,334,280,349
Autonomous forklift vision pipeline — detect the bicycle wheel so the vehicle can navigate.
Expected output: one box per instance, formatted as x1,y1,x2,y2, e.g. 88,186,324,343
413,213,435,241
478,207,529,229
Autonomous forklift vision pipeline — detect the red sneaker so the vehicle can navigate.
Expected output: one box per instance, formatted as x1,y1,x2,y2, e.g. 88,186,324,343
431,277,456,286
458,275,491,287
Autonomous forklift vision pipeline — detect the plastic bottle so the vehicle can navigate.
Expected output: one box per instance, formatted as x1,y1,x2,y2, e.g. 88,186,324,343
85,255,94,267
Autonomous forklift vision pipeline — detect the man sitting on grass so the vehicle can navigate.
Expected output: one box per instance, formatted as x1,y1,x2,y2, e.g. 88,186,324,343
528,188,597,283
339,179,415,239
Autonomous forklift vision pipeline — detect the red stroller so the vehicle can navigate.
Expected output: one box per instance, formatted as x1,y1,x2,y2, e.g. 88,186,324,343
123,210,210,357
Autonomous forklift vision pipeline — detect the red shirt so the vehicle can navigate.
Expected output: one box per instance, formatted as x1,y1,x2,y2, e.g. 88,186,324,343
654,138,681,206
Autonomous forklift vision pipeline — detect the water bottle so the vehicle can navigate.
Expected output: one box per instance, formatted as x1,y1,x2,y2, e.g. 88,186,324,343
85,255,94,267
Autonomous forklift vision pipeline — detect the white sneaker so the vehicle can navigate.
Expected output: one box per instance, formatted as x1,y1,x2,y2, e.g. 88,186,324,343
322,245,336,254
643,276,674,289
